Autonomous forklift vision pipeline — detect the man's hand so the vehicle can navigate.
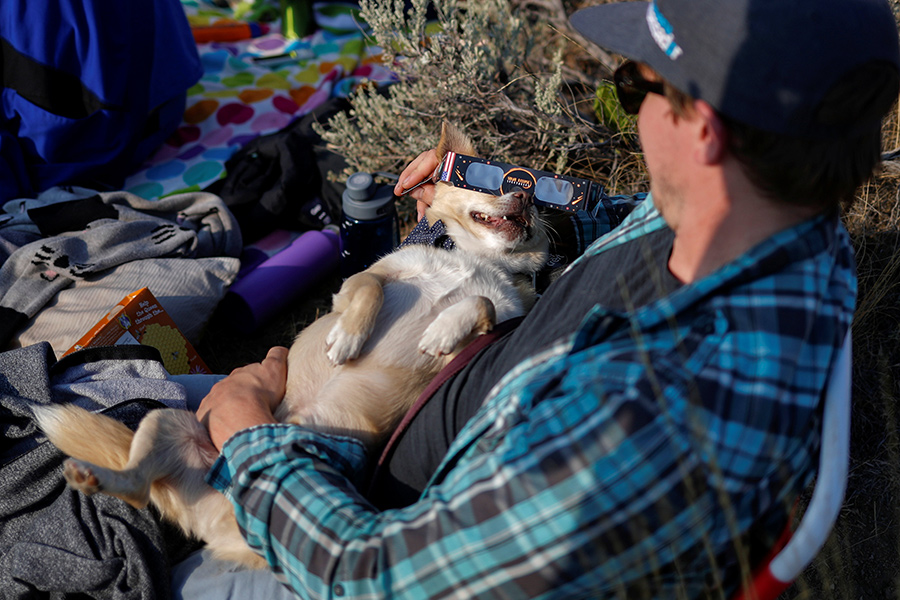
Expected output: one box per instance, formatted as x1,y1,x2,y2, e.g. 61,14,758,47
394,148,440,221
196,346,289,451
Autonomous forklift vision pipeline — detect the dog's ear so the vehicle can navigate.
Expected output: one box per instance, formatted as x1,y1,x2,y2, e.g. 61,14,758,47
436,121,477,158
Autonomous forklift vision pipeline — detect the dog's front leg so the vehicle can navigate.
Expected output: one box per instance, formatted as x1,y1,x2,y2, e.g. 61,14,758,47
420,295,496,357
326,271,386,364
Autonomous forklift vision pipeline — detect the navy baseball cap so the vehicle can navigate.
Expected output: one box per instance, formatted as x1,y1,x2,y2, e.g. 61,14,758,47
571,0,900,139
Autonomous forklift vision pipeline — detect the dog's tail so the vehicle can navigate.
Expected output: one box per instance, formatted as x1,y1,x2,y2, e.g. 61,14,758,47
34,404,134,470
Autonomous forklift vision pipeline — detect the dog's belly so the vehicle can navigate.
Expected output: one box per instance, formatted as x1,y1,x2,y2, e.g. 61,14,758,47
279,248,526,441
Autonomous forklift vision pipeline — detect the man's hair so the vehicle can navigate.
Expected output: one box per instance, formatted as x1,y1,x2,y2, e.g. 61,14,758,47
662,63,899,212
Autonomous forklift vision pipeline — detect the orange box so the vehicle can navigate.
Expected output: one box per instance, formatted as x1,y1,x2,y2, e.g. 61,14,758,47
63,288,212,375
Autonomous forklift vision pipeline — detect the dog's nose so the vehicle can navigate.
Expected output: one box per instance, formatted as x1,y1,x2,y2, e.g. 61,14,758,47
508,188,534,205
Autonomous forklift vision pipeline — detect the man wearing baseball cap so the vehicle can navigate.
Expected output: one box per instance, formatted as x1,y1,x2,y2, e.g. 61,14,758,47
188,0,900,598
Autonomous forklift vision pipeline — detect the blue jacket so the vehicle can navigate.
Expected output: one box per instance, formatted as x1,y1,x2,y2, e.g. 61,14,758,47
0,0,202,202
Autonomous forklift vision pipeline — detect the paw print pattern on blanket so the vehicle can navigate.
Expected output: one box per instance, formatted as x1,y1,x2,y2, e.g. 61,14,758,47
151,224,192,246
31,245,95,280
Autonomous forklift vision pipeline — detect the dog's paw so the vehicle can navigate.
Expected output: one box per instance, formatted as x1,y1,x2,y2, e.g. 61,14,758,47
63,459,103,495
419,321,462,357
325,322,366,365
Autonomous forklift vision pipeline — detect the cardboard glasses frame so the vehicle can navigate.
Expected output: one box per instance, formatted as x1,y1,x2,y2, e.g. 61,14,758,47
402,152,603,213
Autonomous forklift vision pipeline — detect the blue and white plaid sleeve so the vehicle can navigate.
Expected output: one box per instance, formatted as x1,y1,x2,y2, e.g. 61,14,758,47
207,377,736,600
570,191,647,253
204,204,854,600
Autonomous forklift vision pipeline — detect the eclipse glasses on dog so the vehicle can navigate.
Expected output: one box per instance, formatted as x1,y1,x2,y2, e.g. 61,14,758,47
403,152,602,213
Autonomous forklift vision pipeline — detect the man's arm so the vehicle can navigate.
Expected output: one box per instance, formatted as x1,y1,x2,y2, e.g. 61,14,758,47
204,367,723,599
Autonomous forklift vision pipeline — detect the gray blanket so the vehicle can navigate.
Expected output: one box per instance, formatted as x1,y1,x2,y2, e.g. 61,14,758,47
0,342,192,599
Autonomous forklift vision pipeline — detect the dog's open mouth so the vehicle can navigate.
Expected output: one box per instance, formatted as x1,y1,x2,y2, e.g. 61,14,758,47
471,211,532,239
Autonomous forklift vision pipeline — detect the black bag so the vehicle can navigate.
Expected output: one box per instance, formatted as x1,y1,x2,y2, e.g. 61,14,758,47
205,96,354,243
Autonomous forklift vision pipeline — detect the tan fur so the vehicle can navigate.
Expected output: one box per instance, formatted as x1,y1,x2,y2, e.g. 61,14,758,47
36,404,135,470
34,121,549,569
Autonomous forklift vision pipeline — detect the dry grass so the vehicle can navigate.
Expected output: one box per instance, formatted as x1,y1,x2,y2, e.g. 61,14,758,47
796,108,900,598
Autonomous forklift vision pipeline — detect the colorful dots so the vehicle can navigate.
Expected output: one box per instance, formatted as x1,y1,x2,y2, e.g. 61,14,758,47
318,60,338,74
216,103,255,125
177,145,206,161
162,184,202,198
201,50,229,73
334,78,356,96
239,88,275,103
146,160,186,181
185,100,220,124
313,42,341,56
187,82,205,96
295,65,321,83
362,53,386,65
353,64,374,78
123,5,401,202
289,86,316,107
206,89,241,98
251,37,288,53
227,56,250,71
300,87,328,111
336,56,357,73
272,95,300,114
200,126,235,147
204,147,237,161
342,38,364,56
256,72,292,90
183,161,223,186
127,181,165,199
148,143,182,163
251,111,291,132
222,72,256,88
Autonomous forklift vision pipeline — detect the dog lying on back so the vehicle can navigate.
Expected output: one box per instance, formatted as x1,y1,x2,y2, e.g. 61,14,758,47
35,122,549,568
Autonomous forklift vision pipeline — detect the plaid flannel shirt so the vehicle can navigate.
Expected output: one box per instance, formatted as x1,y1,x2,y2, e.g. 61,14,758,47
208,194,855,599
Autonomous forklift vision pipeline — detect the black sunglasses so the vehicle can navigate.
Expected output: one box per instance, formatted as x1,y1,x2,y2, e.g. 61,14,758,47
613,61,666,115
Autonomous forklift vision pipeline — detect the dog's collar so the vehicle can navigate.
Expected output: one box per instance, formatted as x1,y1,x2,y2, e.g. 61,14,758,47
399,217,456,251
398,216,561,295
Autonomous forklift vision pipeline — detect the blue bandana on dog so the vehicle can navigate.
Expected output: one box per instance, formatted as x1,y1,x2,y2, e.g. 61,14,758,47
399,218,456,251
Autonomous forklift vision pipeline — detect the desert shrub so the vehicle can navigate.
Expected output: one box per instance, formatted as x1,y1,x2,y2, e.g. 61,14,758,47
314,0,646,223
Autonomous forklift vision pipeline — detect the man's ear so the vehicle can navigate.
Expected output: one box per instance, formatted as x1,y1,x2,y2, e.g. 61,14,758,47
693,100,728,165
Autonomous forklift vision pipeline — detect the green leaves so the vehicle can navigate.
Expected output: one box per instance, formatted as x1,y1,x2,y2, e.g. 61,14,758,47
593,80,636,136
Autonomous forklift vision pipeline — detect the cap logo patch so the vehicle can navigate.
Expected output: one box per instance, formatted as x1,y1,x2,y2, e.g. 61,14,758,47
646,1,683,59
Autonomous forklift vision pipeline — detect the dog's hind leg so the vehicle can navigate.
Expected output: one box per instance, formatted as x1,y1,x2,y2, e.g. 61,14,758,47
420,295,496,357
59,408,265,567
64,409,216,510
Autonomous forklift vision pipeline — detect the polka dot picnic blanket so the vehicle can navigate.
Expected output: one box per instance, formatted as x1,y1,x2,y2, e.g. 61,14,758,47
122,0,397,201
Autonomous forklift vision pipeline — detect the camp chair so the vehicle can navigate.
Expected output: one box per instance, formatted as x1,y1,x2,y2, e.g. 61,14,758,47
732,332,853,600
